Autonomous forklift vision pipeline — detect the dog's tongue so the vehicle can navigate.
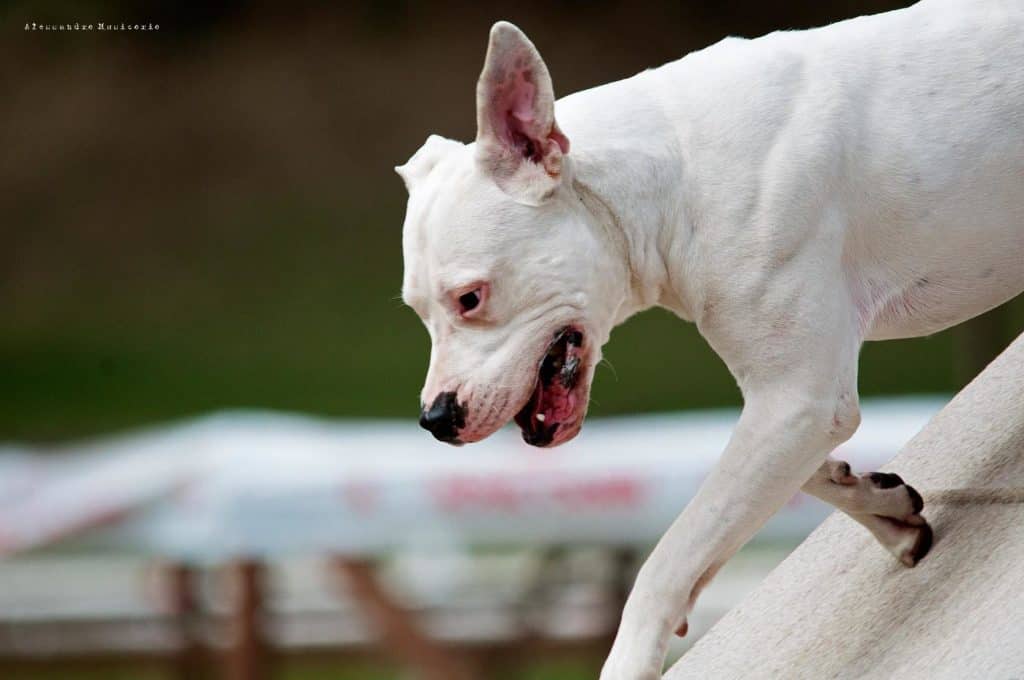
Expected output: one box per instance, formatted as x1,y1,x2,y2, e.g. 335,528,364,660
514,328,582,446
533,378,577,423
515,380,562,446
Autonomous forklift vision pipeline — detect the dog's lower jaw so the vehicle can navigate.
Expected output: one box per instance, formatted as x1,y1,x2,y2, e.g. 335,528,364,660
524,419,584,448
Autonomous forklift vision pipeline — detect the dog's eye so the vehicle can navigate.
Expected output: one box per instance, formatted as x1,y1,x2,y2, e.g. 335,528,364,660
454,284,488,319
458,290,481,312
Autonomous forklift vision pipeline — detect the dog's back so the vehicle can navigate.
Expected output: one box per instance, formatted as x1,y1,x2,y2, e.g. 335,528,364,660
628,0,1024,339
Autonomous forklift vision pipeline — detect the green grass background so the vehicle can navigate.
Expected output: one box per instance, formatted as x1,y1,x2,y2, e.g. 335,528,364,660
4,188,1020,442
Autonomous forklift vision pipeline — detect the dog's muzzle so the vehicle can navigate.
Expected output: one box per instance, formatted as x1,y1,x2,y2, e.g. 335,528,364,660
419,391,465,445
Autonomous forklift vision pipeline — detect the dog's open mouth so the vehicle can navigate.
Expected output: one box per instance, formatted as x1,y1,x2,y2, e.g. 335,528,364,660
514,326,585,446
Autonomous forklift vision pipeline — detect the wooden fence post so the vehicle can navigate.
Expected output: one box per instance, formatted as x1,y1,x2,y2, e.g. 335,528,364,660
225,559,269,680
166,561,206,680
331,556,475,680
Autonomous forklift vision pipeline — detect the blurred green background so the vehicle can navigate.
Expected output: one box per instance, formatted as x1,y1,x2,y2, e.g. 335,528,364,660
2,0,1021,443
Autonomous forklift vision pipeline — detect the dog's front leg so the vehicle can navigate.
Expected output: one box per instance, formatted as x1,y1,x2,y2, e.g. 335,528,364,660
600,380,859,679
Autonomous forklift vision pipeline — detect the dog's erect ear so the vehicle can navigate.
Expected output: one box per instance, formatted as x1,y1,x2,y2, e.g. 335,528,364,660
395,135,463,192
475,21,570,206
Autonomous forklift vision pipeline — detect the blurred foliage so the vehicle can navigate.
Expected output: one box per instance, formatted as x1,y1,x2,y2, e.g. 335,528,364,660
1,1,1021,442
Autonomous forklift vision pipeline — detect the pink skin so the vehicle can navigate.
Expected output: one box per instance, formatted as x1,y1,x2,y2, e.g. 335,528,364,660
543,404,587,447
512,327,593,447
488,63,570,164
519,348,580,416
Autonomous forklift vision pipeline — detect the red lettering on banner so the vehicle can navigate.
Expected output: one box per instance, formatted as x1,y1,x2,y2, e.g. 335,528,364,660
553,477,642,509
432,474,644,513
432,477,524,512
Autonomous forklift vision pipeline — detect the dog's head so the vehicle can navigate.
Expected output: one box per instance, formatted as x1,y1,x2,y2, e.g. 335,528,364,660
397,22,624,447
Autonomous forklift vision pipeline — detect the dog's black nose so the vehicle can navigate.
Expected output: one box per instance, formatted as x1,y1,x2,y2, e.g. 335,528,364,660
419,391,465,444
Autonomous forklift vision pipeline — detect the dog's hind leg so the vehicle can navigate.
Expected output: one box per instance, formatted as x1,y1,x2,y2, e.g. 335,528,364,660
803,457,933,567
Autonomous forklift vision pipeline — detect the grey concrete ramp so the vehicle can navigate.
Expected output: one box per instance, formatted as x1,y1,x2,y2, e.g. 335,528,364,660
667,333,1024,680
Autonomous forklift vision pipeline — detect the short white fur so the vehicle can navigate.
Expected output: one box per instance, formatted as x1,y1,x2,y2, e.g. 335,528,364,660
398,2,1024,677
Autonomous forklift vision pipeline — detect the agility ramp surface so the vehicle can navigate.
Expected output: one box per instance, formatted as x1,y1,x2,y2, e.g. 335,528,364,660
667,333,1024,680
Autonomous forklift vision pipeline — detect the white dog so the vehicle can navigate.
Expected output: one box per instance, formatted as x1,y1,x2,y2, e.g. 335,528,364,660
397,1,1024,677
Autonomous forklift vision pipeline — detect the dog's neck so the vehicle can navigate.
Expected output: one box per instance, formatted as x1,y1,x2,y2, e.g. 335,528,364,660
558,73,697,327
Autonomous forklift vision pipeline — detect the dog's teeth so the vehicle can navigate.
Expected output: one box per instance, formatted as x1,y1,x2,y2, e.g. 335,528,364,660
536,413,546,422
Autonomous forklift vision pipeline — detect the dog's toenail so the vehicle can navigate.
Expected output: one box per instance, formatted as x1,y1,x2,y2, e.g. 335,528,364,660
907,523,934,566
905,484,924,514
